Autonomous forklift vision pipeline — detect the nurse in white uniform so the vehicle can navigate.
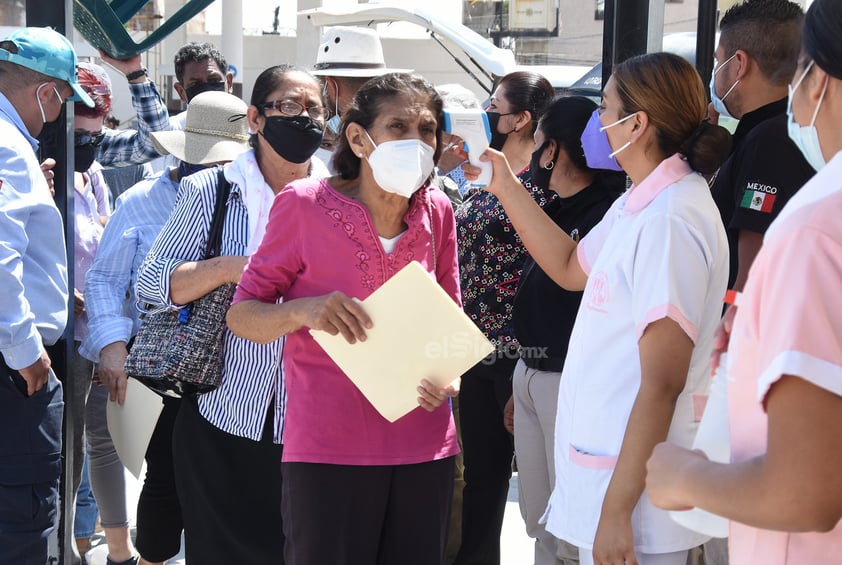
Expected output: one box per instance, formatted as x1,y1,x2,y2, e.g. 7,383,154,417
465,52,732,565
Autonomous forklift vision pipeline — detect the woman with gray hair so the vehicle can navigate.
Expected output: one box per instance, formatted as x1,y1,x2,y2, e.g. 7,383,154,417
136,64,326,564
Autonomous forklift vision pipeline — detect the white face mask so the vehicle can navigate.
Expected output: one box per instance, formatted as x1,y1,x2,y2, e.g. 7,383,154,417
313,146,335,173
364,130,435,198
787,60,828,172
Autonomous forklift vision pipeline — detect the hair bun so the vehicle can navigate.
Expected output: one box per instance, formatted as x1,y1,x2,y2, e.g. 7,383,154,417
681,121,732,175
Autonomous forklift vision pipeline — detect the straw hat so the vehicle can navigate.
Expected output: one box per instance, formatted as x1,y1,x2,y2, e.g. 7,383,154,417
311,26,411,78
151,91,249,165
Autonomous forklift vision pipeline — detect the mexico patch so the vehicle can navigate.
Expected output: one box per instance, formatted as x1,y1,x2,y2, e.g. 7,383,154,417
740,185,776,212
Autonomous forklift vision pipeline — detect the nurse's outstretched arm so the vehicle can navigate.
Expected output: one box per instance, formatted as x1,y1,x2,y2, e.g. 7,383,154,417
647,375,842,532
465,150,588,292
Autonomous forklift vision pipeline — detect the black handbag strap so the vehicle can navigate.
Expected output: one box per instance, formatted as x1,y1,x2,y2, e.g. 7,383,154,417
205,167,231,259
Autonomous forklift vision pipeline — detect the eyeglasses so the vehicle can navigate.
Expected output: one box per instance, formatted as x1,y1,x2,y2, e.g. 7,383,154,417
261,99,327,120
74,130,106,147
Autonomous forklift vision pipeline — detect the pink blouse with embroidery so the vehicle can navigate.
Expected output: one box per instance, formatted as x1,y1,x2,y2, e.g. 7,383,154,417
234,177,461,465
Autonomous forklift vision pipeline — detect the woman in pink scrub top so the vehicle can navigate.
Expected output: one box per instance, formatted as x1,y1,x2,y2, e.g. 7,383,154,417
464,52,732,565
647,0,842,562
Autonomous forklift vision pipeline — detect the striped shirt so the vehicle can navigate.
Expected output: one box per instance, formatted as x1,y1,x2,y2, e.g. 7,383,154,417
97,81,171,168
80,170,179,363
136,163,285,443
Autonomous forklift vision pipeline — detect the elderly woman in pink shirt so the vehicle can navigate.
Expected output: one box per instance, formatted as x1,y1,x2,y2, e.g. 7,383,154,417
227,72,460,565
646,0,842,562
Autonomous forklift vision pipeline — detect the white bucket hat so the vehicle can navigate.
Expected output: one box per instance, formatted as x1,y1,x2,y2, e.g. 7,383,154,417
151,91,250,165
311,26,411,77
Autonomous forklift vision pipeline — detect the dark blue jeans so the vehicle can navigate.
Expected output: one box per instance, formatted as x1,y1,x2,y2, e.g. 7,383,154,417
0,356,64,565
74,456,99,539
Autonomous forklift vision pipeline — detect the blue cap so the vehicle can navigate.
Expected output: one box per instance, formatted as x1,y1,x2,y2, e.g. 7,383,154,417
0,27,94,107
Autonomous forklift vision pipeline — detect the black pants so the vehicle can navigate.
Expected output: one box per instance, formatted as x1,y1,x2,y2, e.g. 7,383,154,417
282,458,455,565
135,395,183,561
172,395,283,564
454,352,517,565
0,346,63,565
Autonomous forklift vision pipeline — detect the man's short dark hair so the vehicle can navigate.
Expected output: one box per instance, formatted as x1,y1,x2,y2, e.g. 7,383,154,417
0,41,53,89
719,0,804,86
173,42,227,83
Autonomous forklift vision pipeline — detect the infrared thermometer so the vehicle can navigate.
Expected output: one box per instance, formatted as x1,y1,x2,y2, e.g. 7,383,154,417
442,109,493,187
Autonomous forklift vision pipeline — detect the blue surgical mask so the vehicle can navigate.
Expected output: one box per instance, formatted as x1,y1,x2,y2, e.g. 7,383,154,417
710,54,739,120
787,60,828,172
580,109,635,171
326,114,341,136
326,80,341,136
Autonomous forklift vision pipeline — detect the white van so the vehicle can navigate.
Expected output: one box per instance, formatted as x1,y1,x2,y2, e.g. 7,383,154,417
302,5,716,105
300,4,592,96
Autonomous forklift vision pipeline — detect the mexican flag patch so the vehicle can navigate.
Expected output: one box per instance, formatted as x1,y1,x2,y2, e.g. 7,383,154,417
740,188,775,212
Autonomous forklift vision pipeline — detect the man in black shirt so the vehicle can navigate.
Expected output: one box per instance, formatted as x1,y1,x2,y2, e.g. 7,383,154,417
710,0,815,291
705,4,814,564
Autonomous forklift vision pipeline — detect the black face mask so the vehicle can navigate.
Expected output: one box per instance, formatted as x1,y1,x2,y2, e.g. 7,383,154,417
529,141,559,193
260,115,324,164
486,111,514,151
74,143,97,173
184,80,226,102
178,160,206,179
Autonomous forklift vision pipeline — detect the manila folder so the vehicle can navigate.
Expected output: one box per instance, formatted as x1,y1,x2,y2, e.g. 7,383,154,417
310,261,493,422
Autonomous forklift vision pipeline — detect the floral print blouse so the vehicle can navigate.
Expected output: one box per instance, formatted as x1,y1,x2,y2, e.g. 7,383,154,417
455,167,556,348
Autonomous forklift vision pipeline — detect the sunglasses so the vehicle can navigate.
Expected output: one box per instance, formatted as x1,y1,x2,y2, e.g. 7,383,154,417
83,84,111,96
74,130,106,147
